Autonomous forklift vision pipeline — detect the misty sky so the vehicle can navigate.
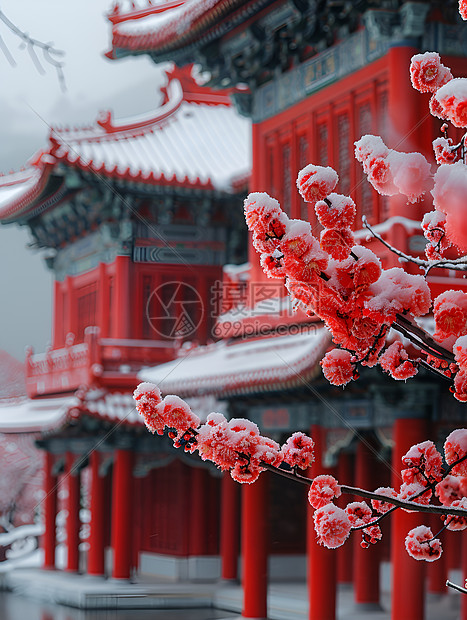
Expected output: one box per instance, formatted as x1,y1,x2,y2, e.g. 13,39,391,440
0,1,166,360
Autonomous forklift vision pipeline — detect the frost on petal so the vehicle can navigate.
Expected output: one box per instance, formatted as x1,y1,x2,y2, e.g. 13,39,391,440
402,441,443,483
296,164,338,204
379,341,418,381
436,475,465,506
460,0,467,20
410,52,452,93
435,78,467,128
313,504,351,549
159,395,200,433
345,501,372,526
281,432,315,470
371,487,398,514
366,268,431,321
308,474,341,509
398,482,432,512
405,525,442,562
133,382,164,433
315,193,356,229
444,497,467,530
433,290,467,339
444,429,467,476
319,228,354,261
320,349,356,386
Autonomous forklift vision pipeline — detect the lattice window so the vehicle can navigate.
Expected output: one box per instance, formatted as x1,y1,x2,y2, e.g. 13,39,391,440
337,114,351,196
317,123,328,166
358,103,374,220
378,91,390,221
282,143,292,215
77,287,97,341
299,135,309,220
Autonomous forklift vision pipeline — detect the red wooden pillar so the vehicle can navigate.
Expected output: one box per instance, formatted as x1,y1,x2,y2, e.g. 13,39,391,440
88,451,105,576
111,448,134,579
221,472,240,580
114,256,131,339
43,451,57,569
391,418,427,620
242,473,268,619
308,425,337,620
66,452,80,572
336,451,353,585
354,439,381,606
189,467,207,556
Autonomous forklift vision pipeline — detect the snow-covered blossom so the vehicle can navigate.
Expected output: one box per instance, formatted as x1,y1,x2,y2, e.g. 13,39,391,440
371,487,398,514
281,432,315,470
315,193,356,229
435,78,467,128
435,475,466,505
313,504,351,548
410,52,452,93
296,164,338,204
319,228,354,260
398,482,432,510
460,0,467,20
354,135,432,203
133,382,164,434
345,501,372,526
432,137,458,164
444,429,467,475
443,497,467,530
320,349,356,386
422,210,451,259
402,441,443,483
433,290,467,339
308,475,341,509
405,526,443,562
379,341,418,381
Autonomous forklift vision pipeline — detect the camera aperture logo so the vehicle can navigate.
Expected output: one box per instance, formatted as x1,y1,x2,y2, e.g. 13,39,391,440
146,281,204,339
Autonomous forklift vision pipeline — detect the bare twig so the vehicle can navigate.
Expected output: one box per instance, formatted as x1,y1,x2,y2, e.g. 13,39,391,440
362,216,467,274
0,9,66,90
446,580,467,595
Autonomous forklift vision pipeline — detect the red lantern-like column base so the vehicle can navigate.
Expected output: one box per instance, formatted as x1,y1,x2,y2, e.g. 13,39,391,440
111,448,134,579
88,451,105,576
391,418,427,620
221,473,239,580
308,425,337,620
43,451,57,569
242,473,268,619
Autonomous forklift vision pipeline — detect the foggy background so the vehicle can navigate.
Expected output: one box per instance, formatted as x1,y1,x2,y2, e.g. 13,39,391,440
0,0,165,360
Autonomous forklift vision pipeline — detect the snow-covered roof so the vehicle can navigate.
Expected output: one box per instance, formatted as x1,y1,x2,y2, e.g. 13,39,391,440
0,66,251,223
138,327,331,397
0,397,75,434
107,0,256,61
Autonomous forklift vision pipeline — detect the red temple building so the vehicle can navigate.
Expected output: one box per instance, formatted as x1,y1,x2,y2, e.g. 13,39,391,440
0,65,250,582
104,1,467,619
0,1,467,619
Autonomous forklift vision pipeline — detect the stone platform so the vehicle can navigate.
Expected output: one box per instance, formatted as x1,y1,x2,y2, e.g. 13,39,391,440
1,567,463,619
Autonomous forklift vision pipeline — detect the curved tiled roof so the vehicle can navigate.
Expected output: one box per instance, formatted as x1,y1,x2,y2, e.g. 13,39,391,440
0,66,251,223
138,327,331,398
107,0,271,61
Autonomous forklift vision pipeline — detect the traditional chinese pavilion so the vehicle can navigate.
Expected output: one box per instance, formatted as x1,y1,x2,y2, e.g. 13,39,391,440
106,1,467,619
0,66,250,581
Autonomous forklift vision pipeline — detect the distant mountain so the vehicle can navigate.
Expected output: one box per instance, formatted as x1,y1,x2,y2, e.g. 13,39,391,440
0,351,26,399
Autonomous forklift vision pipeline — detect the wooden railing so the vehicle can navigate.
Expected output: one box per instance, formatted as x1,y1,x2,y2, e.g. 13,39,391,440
25,327,177,397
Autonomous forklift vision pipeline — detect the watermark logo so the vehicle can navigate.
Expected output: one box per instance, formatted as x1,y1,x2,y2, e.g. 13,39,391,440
146,281,204,339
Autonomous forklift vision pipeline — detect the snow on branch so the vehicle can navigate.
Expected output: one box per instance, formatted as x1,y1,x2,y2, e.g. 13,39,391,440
0,9,65,90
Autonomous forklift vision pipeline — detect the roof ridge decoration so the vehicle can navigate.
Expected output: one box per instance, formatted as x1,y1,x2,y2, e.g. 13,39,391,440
107,0,187,25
